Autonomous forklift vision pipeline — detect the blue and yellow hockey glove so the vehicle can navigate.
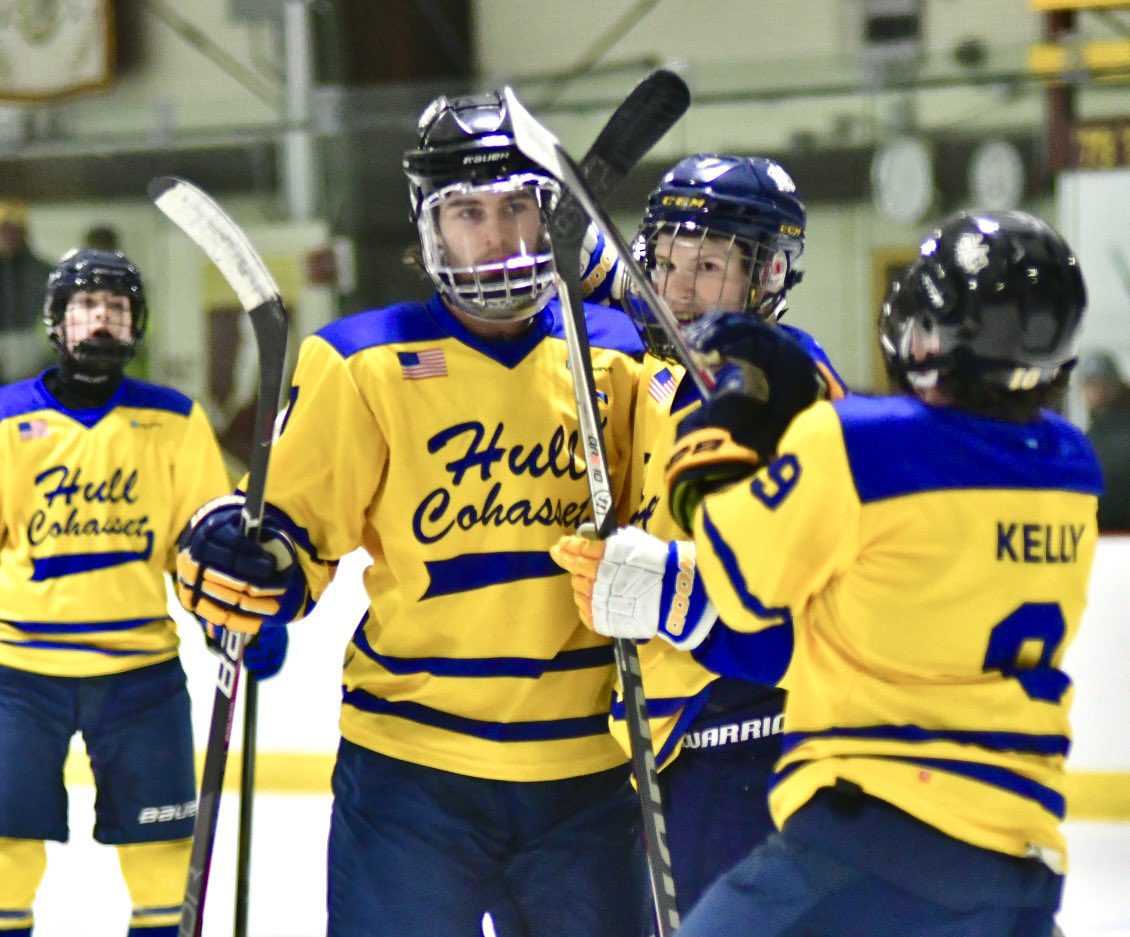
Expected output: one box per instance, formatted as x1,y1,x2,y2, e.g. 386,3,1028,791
175,494,308,635
550,525,717,650
666,313,824,534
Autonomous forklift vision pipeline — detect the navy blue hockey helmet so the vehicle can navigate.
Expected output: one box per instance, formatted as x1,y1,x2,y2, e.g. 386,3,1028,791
402,91,560,323
886,210,1086,391
630,155,807,357
43,248,147,376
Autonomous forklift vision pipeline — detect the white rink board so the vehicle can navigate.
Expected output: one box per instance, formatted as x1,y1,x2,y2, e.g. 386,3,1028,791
175,548,371,760
174,538,1130,773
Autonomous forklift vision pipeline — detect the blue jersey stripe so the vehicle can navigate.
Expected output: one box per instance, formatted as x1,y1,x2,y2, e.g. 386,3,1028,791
781,724,1070,757
699,509,793,630
611,693,688,721
342,688,611,742
351,621,613,678
837,395,1103,503
689,508,795,683
421,550,565,599
611,687,715,767
898,756,1066,818
2,616,167,634
0,638,172,657
772,754,1065,818
31,533,154,580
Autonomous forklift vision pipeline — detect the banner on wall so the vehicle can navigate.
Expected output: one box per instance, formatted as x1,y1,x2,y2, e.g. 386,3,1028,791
0,0,115,101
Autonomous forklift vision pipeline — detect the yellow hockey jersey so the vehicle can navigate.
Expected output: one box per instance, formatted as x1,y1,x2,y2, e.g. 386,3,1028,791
690,394,1102,867
614,327,847,769
265,294,643,782
0,374,230,677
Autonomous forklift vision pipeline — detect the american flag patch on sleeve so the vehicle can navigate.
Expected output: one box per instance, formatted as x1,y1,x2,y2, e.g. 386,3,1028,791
398,349,448,380
17,418,48,440
648,367,677,404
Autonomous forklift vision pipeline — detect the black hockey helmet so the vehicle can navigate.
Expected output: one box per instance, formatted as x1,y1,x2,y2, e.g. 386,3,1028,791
44,248,147,376
885,210,1086,391
402,91,560,323
403,91,548,222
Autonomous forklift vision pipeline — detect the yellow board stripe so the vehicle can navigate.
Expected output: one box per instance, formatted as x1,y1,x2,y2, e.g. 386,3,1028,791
62,751,1130,819
1029,0,1130,10
1063,772,1130,819
1028,39,1130,76
64,750,334,794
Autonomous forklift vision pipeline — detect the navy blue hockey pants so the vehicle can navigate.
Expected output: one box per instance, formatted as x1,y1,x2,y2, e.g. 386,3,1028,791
327,739,648,937
675,783,1063,937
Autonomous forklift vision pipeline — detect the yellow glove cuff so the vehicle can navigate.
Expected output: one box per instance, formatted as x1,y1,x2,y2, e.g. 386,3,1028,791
664,426,762,492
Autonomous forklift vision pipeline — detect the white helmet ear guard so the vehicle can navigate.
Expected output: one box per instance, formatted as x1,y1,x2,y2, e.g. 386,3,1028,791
417,174,561,323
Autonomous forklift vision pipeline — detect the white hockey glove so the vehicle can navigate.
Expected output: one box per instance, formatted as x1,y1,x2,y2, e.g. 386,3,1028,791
550,525,717,650
579,222,628,306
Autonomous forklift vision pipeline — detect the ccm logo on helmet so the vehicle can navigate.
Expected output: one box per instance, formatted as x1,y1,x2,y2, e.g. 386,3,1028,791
778,223,803,237
660,195,706,209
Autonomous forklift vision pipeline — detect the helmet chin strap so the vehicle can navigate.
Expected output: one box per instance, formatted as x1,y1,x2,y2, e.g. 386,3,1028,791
57,336,132,384
48,354,124,410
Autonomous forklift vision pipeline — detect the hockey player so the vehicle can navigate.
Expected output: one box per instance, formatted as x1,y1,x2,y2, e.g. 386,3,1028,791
0,249,239,936
173,92,648,937
557,209,1099,937
574,154,847,915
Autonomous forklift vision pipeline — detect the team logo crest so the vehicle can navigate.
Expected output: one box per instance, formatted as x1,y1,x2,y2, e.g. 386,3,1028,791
765,162,796,193
954,232,990,275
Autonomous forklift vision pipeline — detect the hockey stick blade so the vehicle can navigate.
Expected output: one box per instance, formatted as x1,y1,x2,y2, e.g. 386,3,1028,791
149,176,288,532
504,88,714,398
511,76,684,934
149,176,278,314
150,176,289,937
553,69,690,252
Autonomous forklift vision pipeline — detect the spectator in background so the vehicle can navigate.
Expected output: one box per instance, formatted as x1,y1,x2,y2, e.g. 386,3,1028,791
0,199,54,382
83,223,122,253
1080,350,1130,531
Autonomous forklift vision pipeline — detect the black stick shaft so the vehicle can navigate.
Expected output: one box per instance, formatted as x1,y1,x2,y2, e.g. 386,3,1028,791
545,69,688,936
234,674,258,937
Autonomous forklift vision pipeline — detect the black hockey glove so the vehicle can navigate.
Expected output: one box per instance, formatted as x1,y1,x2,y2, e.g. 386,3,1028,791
666,313,824,533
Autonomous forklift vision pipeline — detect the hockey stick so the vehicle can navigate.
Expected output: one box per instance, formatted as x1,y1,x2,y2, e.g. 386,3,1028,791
149,176,289,937
506,72,688,936
505,87,716,400
233,673,257,937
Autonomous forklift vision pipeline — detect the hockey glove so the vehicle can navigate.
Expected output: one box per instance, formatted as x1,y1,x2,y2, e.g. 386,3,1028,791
204,623,289,680
175,494,309,635
666,313,824,534
550,525,717,650
580,222,628,306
